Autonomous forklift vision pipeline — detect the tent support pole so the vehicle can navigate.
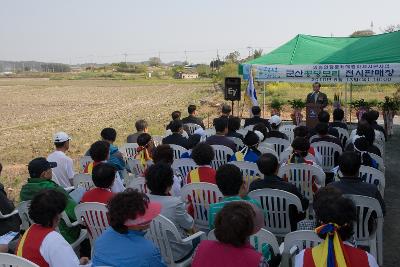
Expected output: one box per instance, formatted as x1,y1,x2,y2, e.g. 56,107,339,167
344,83,348,123
263,82,266,118
350,83,353,124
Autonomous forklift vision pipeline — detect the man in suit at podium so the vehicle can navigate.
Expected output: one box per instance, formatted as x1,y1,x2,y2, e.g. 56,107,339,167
306,82,328,108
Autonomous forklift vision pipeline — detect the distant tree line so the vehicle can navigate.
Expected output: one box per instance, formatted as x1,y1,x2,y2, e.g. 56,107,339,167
40,63,70,72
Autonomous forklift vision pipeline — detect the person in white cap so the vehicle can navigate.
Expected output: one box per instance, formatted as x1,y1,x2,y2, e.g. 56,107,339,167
47,132,75,188
265,115,289,140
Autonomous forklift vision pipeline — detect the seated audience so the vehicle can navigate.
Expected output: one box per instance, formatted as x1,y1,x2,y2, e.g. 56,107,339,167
84,141,125,193
347,137,379,169
193,201,280,267
16,190,88,267
249,153,308,230
92,189,166,267
213,104,231,126
347,121,381,156
253,123,269,142
166,110,182,130
205,117,236,151
0,163,21,252
328,151,385,215
295,187,379,267
366,110,387,141
227,116,244,140
146,163,195,261
330,108,348,130
127,119,149,143
100,128,125,171
311,122,342,148
162,119,190,149
244,106,271,130
81,163,116,204
208,164,260,229
315,110,340,138
135,133,154,169
20,158,80,244
230,131,262,163
264,115,288,140
187,143,216,184
47,131,75,188
152,145,182,196
181,104,205,129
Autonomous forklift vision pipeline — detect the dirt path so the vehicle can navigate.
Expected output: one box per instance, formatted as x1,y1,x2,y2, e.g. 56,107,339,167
383,125,400,267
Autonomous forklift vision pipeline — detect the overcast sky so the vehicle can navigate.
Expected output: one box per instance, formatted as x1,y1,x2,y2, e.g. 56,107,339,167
0,0,399,64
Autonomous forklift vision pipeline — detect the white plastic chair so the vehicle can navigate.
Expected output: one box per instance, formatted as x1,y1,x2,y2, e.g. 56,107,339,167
359,165,385,197
228,136,244,151
152,135,163,147
127,177,149,194
17,201,33,231
279,124,296,133
172,158,198,185
180,182,223,230
126,158,146,177
184,123,203,135
207,228,280,255
146,214,206,267
0,208,18,219
60,212,88,251
236,128,248,136
369,153,385,172
204,128,216,138
258,145,279,158
333,127,350,147
74,202,109,247
79,156,93,171
244,125,254,131
261,137,290,158
278,163,326,204
229,161,262,190
310,141,342,172
119,143,139,158
248,189,303,237
210,145,234,170
281,230,323,267
72,173,94,191
169,144,188,160
0,253,39,267
344,194,384,266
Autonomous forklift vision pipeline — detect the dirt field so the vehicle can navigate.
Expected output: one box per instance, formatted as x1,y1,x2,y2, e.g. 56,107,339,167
0,78,221,197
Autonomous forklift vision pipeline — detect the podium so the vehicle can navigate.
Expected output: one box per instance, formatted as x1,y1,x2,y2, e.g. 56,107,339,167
306,103,323,128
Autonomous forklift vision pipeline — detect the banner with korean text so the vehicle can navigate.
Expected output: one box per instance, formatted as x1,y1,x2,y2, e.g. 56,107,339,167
242,63,400,83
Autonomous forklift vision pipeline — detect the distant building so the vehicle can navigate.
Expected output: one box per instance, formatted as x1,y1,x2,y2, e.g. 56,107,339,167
175,70,199,79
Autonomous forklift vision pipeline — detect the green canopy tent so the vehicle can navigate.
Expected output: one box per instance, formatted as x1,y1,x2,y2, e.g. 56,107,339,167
239,31,400,119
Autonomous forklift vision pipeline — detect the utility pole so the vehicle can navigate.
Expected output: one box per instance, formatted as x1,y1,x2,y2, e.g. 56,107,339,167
123,53,128,64
184,50,188,64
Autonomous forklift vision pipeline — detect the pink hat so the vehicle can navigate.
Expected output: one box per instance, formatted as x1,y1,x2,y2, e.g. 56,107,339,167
124,202,162,227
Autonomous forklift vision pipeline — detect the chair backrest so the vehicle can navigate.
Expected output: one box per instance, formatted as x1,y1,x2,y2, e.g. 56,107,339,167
244,125,254,131
333,127,350,147
207,228,280,255
229,161,262,190
248,189,303,236
74,202,109,246
126,158,146,177
344,194,383,242
258,145,279,158
210,145,234,170
119,143,139,158
127,177,148,194
169,144,188,160
79,156,93,171
373,140,385,156
184,123,202,135
279,124,296,133
17,201,32,231
72,173,94,191
0,253,39,267
152,135,163,147
261,137,290,158
0,208,18,219
369,153,385,172
310,141,342,172
278,163,326,203
146,214,188,266
281,230,323,266
236,128,248,136
204,128,216,138
359,165,385,197
180,182,223,229
172,158,198,185
228,136,244,151
281,130,295,143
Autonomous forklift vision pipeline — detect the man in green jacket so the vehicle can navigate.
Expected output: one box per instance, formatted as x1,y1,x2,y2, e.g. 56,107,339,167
20,157,80,244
